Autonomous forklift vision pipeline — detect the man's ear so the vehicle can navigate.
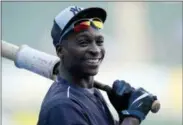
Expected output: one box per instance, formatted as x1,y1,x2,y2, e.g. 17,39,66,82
56,45,64,59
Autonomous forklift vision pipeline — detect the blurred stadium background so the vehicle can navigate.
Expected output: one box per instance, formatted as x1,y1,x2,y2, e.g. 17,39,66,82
1,1,182,125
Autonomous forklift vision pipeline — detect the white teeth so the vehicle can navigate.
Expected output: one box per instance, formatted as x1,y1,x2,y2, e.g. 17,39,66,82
86,59,99,63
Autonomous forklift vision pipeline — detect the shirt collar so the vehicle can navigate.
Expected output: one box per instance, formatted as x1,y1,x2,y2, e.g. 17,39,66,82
56,75,96,95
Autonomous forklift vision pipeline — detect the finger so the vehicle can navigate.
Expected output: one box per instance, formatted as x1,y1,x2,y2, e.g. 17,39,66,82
113,80,132,95
113,80,124,95
120,81,133,94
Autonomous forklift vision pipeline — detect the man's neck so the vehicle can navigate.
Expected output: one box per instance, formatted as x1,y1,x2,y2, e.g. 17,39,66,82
58,63,94,88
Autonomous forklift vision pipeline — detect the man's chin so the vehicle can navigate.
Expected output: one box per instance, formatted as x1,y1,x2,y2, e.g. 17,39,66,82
84,69,99,76
89,71,98,76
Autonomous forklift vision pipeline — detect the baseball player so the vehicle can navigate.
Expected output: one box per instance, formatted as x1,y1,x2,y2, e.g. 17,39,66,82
37,6,157,125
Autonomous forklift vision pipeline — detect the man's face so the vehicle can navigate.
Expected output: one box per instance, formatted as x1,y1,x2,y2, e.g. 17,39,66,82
58,27,105,76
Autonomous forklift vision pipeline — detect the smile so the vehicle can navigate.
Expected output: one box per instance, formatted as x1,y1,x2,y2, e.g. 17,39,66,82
84,58,101,65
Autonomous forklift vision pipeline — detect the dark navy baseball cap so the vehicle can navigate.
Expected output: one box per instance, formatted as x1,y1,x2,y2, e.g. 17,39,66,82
51,6,107,47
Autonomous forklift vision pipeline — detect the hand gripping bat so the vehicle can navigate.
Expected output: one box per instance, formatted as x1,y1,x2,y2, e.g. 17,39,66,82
1,40,160,113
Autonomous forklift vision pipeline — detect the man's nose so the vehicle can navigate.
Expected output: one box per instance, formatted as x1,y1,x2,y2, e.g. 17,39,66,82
88,43,100,56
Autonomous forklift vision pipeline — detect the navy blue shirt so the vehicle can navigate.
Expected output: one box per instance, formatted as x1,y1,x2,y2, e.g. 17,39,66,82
37,77,118,125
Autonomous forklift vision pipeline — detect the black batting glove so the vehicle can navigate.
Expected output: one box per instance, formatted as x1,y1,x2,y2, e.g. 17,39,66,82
107,80,135,113
120,87,157,123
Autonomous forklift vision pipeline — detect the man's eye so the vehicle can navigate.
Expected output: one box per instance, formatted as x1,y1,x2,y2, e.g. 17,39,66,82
96,40,104,46
78,40,89,46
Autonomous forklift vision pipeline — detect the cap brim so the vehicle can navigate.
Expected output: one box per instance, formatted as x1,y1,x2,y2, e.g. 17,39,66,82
61,7,107,36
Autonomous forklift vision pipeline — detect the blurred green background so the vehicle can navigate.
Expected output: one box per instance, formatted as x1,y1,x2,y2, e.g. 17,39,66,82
2,1,182,125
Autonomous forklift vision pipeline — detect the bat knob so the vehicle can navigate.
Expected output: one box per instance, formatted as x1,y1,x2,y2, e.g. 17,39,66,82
151,100,160,113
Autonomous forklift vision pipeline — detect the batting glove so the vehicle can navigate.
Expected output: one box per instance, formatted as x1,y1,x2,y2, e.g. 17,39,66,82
120,87,157,123
107,80,135,113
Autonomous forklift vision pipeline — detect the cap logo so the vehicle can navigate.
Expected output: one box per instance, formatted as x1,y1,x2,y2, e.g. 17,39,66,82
70,6,82,15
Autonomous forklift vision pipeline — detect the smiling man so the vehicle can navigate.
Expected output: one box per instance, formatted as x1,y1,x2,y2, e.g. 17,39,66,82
58,27,105,85
37,6,157,125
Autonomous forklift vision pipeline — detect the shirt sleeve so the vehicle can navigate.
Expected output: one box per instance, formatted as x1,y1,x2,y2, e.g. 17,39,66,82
39,100,90,125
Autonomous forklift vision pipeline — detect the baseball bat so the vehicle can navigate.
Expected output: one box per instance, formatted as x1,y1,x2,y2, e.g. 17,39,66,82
1,40,160,113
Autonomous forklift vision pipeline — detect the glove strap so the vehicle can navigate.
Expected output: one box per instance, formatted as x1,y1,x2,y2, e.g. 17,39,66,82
121,110,145,123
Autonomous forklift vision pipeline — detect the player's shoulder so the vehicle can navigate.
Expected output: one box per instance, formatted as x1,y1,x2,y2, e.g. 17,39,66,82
41,95,75,111
38,89,83,124
41,81,70,107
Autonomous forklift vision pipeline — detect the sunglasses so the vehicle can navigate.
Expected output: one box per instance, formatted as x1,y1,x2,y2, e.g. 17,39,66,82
58,18,103,45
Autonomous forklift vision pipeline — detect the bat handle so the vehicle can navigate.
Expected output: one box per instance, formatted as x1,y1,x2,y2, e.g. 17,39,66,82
94,81,160,113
